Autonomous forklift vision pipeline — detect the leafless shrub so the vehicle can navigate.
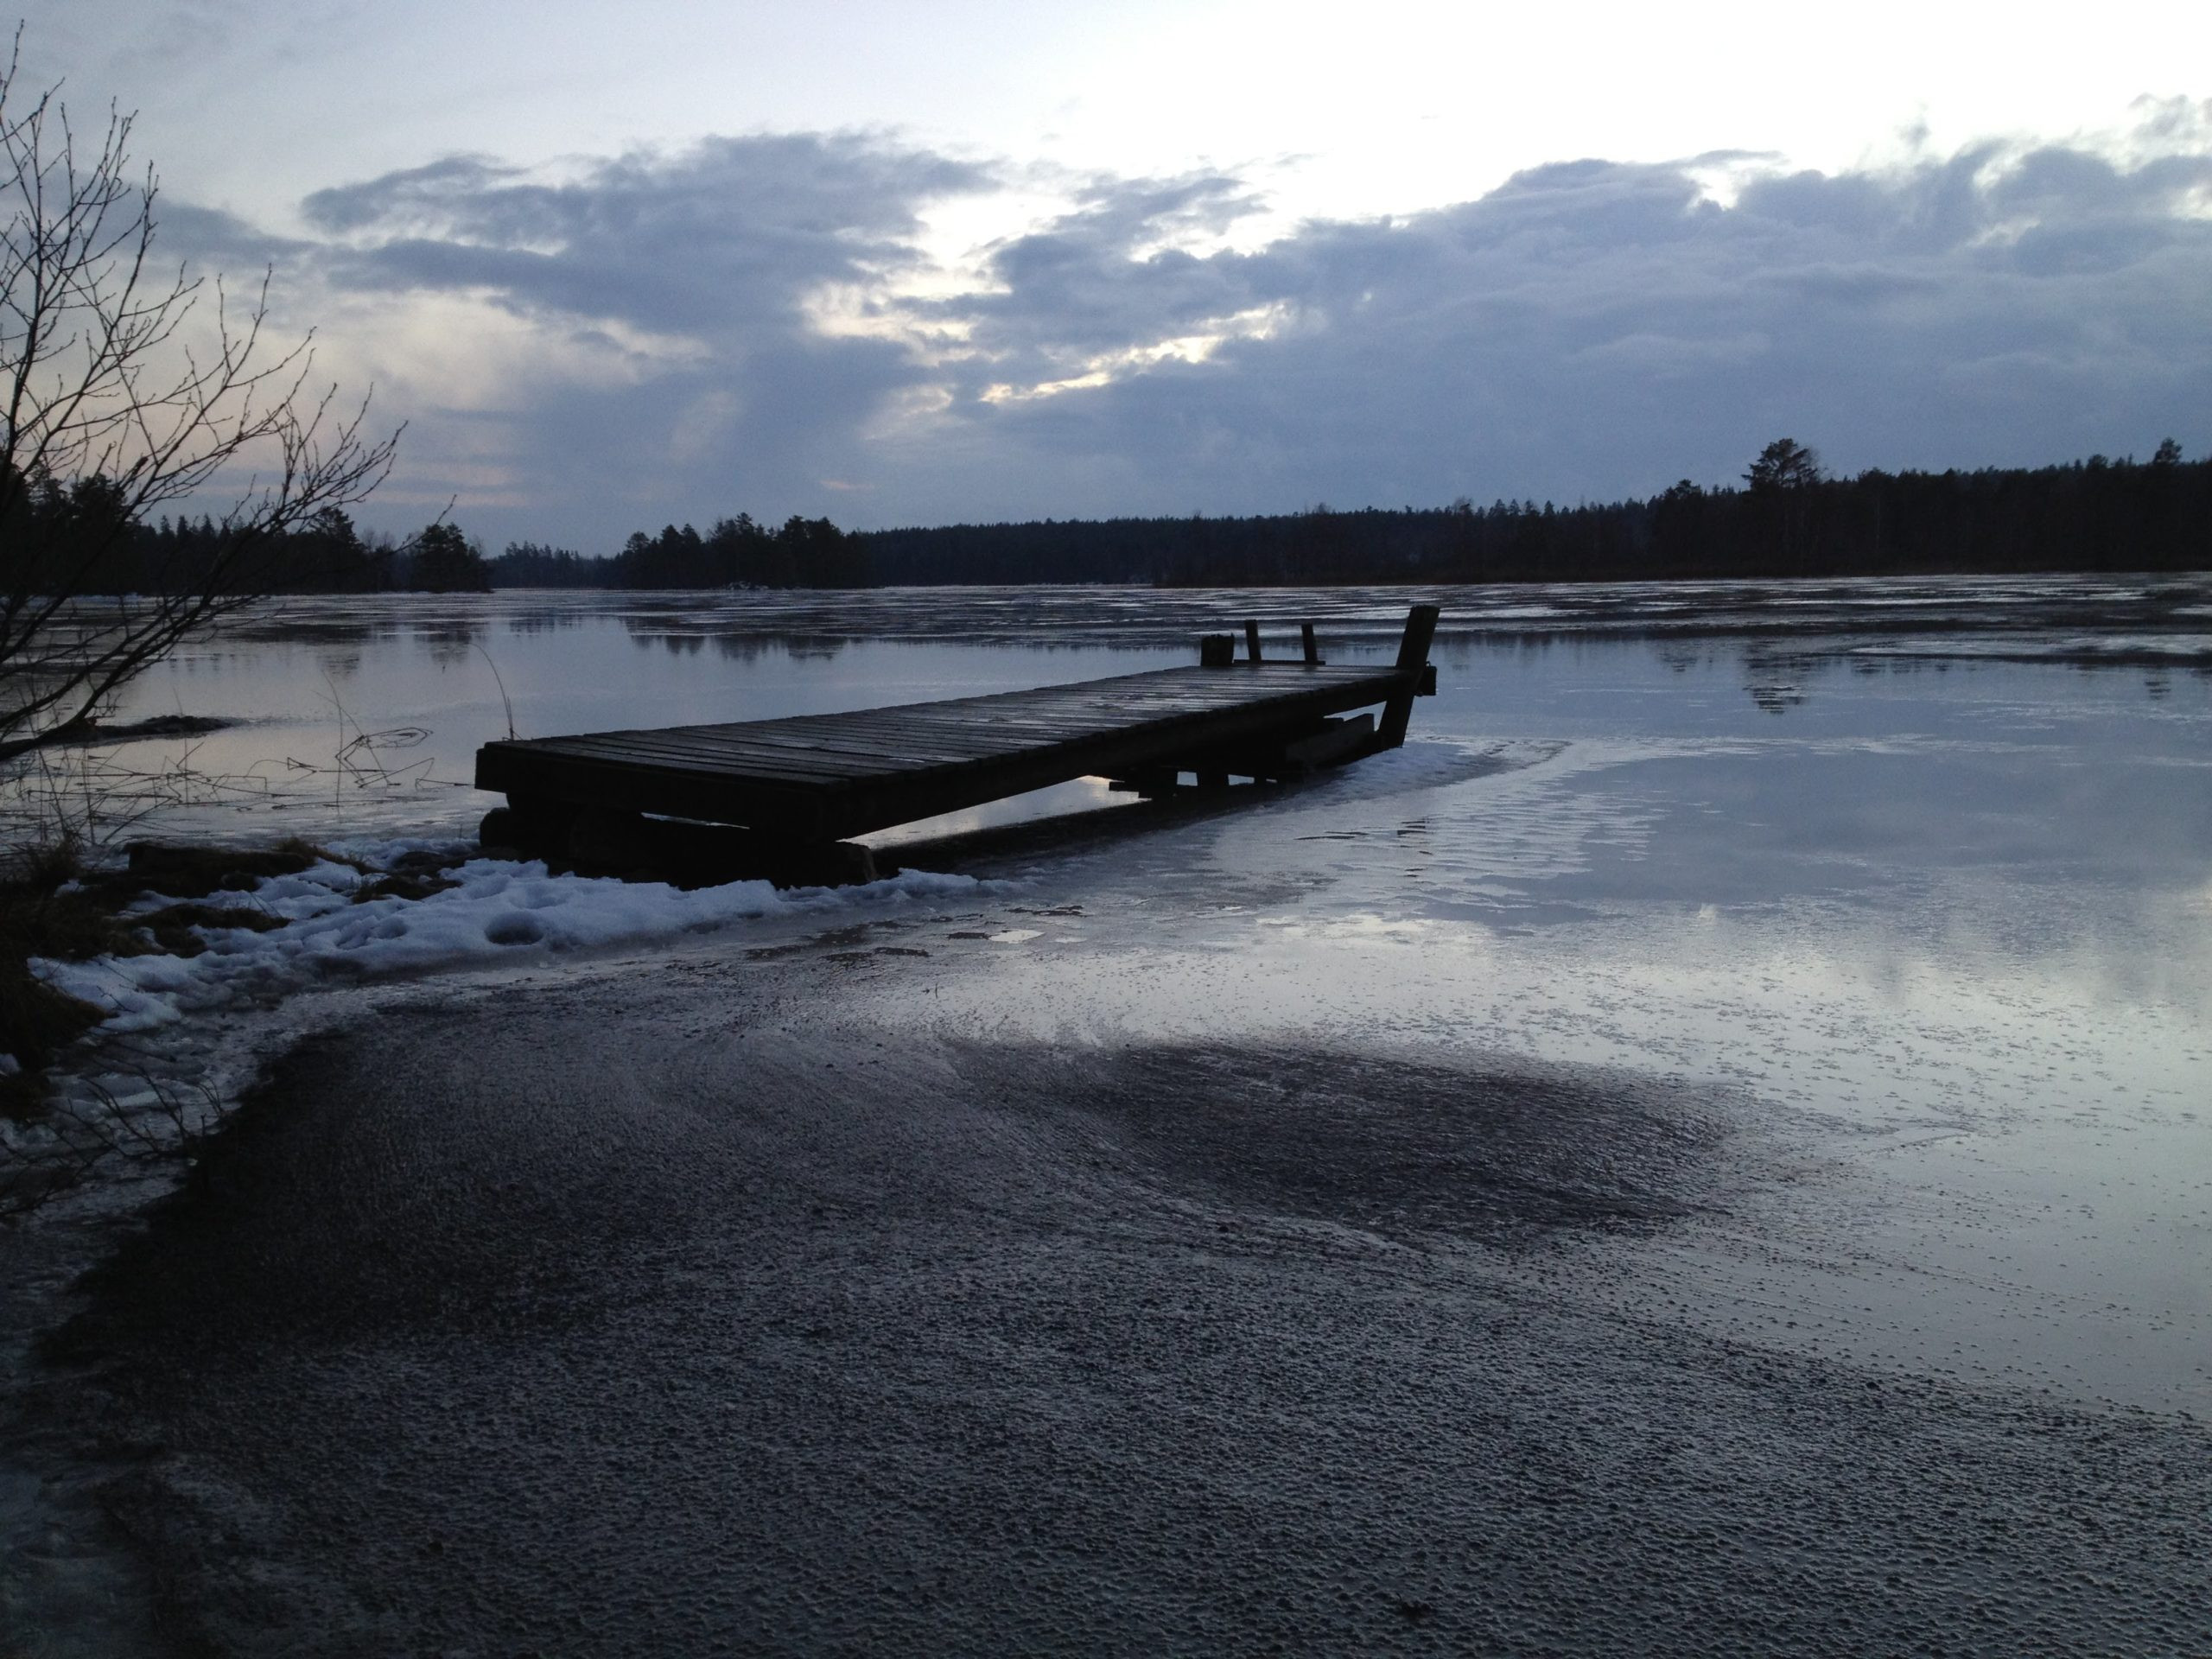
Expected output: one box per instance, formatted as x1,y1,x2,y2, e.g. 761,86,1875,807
1,29,401,761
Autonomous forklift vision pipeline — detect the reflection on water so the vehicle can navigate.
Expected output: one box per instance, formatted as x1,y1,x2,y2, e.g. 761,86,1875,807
420,620,486,670
5,575,2205,851
188,572,2212,653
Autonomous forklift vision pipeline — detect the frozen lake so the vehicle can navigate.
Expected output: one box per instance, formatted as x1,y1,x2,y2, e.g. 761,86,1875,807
4,575,2209,1652
22,572,2212,854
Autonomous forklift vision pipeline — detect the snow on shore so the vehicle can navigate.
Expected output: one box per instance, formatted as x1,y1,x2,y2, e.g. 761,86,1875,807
31,843,991,1039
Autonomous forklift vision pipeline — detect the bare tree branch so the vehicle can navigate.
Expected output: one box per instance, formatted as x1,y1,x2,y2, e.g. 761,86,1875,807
0,31,401,754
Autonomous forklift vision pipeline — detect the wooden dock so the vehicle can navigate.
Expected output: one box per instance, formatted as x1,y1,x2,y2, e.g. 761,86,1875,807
475,605,1438,870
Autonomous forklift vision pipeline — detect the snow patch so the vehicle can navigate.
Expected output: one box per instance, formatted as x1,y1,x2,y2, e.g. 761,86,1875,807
32,849,990,1037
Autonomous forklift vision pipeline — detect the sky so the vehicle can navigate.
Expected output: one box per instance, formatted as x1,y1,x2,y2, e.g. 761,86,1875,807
12,1,2212,550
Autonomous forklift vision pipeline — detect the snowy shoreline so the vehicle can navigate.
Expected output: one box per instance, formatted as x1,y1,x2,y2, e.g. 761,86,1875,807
31,839,996,1041
3,838,1008,1224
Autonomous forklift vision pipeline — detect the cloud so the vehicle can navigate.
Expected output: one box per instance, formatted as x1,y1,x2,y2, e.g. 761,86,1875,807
162,106,2212,547
304,137,988,335
885,121,2212,524
151,199,313,271
268,134,994,535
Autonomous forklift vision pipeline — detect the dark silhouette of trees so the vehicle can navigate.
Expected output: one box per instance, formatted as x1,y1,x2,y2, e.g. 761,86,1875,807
450,439,2206,591
489,541,594,587
854,443,2208,587
123,508,396,594
452,442,2202,592
29,436,2204,603
1745,438,1823,493
1741,438,1824,569
405,524,489,592
285,507,385,591
0,35,399,754
588,514,871,588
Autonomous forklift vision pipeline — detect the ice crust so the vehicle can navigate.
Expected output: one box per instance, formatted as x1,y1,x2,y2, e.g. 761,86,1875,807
30,843,988,1039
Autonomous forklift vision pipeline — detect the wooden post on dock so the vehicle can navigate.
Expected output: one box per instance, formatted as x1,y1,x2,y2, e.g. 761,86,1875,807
1376,603,1440,749
1244,620,1263,664
1301,622,1319,665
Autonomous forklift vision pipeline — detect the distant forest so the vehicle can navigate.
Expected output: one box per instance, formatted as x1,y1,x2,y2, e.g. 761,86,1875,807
92,441,2212,594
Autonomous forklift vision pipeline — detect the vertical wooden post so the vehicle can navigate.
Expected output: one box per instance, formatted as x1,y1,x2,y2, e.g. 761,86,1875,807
1301,621,1319,664
1244,620,1262,664
1376,603,1440,748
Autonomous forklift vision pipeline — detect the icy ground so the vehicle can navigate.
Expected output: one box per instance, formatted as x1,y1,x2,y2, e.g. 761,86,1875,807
14,933,2208,1656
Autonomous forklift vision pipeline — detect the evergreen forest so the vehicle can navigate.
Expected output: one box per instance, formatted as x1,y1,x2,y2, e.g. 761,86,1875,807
33,442,2212,595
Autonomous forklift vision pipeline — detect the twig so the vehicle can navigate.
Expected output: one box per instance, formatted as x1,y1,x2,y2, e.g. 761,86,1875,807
476,641,517,741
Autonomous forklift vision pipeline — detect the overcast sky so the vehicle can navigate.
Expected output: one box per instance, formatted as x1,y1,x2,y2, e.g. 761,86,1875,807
14,2,2211,549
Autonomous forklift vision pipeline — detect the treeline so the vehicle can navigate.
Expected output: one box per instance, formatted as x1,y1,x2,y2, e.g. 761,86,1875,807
860,442,2210,586
113,512,494,594
480,515,861,588
37,502,852,596
22,442,2209,595
517,442,2209,589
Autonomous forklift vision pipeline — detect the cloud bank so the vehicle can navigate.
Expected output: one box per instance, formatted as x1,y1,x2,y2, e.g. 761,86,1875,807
171,103,2212,549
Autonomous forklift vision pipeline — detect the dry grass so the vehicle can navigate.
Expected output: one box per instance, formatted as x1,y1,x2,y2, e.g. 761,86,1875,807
89,836,333,900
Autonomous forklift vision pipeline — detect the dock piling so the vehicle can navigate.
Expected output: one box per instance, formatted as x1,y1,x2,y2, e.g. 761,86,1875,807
1376,603,1441,749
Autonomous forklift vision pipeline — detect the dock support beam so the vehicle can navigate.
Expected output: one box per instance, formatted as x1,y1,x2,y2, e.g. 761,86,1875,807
1376,603,1441,749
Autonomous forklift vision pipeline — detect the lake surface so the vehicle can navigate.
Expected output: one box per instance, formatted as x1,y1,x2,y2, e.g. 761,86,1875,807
5,575,2209,1652
19,573,2212,853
